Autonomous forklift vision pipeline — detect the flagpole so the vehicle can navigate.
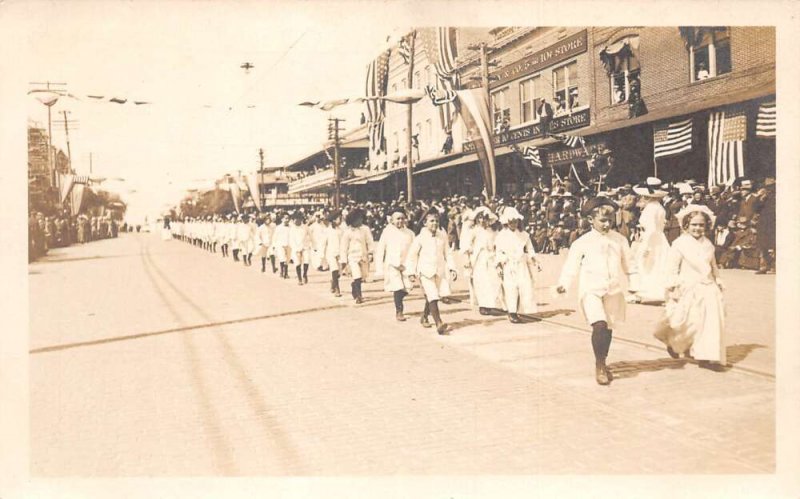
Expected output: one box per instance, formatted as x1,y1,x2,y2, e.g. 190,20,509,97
405,30,417,204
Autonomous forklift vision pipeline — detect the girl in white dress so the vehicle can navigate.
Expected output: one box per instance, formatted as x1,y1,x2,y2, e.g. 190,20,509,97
495,207,540,323
654,205,727,369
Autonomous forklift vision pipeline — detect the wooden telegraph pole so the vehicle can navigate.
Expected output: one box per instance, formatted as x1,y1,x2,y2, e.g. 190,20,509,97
405,30,417,204
328,118,345,210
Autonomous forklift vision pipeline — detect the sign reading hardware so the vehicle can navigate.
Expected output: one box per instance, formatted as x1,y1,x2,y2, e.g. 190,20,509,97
490,30,588,89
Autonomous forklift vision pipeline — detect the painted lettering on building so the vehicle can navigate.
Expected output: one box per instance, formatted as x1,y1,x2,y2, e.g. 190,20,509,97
490,30,588,89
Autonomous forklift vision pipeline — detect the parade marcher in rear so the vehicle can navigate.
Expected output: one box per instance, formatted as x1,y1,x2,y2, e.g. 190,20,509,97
255,214,274,273
376,208,415,321
468,206,504,316
339,208,373,304
405,210,457,335
495,207,540,324
322,211,343,296
309,211,330,272
556,197,634,386
289,211,312,285
629,177,670,304
272,214,291,278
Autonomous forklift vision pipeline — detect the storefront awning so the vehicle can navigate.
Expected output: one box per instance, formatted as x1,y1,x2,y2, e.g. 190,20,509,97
341,167,403,185
413,146,517,176
575,82,775,138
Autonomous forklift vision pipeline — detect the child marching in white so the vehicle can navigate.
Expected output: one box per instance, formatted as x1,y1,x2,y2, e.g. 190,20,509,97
309,212,330,272
557,197,634,385
495,207,540,323
272,214,291,279
255,214,274,273
458,209,477,307
630,177,670,303
468,207,504,315
654,205,727,369
236,214,256,266
339,208,374,304
289,211,312,285
376,208,415,321
405,210,458,335
321,211,343,297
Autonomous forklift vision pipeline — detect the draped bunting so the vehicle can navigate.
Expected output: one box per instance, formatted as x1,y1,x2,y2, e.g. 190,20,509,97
456,88,496,198
243,173,262,212
678,26,728,49
59,173,75,204
599,40,632,75
70,184,85,216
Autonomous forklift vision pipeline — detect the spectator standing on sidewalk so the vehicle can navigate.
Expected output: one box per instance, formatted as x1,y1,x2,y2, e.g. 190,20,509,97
556,197,634,386
755,178,776,274
654,205,727,370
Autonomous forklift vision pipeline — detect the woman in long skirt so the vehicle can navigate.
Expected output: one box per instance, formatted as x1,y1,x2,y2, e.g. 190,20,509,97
630,177,670,303
654,205,727,369
469,207,504,315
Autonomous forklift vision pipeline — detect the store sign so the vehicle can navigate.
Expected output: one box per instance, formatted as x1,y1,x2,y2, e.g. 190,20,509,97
461,108,591,152
546,140,607,166
490,30,588,89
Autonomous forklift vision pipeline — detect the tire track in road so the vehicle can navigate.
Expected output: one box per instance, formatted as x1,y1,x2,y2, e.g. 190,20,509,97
141,238,307,474
138,239,237,475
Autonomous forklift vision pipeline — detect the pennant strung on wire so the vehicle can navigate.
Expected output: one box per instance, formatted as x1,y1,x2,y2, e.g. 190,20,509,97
551,133,585,148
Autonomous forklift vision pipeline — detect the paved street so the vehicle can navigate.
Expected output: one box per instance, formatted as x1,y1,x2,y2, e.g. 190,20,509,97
29,232,775,475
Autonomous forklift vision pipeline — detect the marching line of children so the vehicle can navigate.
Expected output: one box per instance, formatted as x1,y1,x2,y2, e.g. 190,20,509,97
171,184,729,386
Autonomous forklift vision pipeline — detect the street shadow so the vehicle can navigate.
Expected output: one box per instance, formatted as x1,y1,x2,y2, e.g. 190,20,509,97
607,358,689,380
35,254,132,264
447,316,506,332
518,314,543,324
726,343,767,365
530,308,577,320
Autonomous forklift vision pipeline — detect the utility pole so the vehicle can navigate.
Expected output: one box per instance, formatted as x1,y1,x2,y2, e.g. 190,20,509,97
405,30,417,204
89,152,93,174
258,148,265,210
328,118,345,210
29,81,67,196
61,110,72,171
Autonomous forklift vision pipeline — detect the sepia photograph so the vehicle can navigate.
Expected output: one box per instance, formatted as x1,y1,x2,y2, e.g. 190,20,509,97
2,1,799,497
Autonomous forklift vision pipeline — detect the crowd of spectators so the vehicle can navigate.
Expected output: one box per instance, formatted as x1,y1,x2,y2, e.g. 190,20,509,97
28,212,123,262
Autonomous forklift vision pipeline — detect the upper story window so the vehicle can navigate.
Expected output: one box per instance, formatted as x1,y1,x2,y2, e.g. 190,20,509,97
519,75,541,124
682,27,731,82
599,36,640,105
491,87,511,133
552,61,579,115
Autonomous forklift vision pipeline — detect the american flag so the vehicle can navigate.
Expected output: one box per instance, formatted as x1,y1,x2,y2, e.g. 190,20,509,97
523,146,542,168
418,28,460,132
653,118,693,158
756,100,775,138
707,107,746,187
552,133,585,149
365,49,391,153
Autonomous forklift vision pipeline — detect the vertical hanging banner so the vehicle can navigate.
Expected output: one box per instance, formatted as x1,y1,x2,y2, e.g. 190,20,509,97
243,173,262,212
59,173,75,204
456,88,496,198
228,177,242,213
70,184,85,216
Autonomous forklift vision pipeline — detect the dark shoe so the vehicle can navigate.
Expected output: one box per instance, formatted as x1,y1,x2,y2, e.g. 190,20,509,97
304,276,309,284
298,280,304,286
698,360,727,372
508,313,521,324
420,316,432,328
666,346,680,359
755,270,767,275
396,312,406,322
437,323,450,335
355,297,364,304
595,363,611,385
479,307,490,316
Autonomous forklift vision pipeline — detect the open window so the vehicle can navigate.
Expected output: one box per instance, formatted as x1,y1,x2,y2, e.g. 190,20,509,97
599,36,640,105
680,27,731,82
552,61,579,115
519,75,542,124
491,87,511,133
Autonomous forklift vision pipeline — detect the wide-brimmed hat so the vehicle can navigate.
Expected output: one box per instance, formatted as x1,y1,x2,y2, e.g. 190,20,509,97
499,206,524,224
676,204,717,229
675,182,694,195
472,206,497,222
633,177,668,197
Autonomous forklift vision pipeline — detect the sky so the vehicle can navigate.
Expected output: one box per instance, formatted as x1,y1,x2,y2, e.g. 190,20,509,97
22,2,405,222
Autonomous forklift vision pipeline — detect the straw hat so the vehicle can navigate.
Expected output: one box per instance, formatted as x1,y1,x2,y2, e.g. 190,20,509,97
499,206,524,224
633,176,668,197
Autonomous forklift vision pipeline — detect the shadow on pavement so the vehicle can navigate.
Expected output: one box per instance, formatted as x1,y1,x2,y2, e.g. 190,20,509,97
726,343,767,365
447,317,506,332
607,358,689,380
531,308,577,320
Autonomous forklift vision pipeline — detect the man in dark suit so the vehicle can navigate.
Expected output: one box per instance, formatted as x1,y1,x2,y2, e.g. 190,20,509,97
755,178,776,274
737,179,761,222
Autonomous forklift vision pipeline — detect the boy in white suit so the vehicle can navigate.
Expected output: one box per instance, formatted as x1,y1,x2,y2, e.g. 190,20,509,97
376,208,415,321
556,197,634,386
405,210,457,335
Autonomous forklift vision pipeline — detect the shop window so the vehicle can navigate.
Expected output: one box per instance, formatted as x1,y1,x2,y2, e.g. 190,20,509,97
600,36,640,105
519,75,541,124
687,28,731,82
491,87,511,134
552,61,579,116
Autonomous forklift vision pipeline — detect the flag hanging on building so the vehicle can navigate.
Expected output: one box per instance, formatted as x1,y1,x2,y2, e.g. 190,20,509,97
708,107,747,187
70,184,85,217
653,118,693,158
228,176,242,213
523,146,542,168
436,27,459,87
59,173,75,204
456,88,496,198
756,100,776,138
417,28,460,133
551,133,585,149
365,49,391,153
243,173,262,212
424,85,456,106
